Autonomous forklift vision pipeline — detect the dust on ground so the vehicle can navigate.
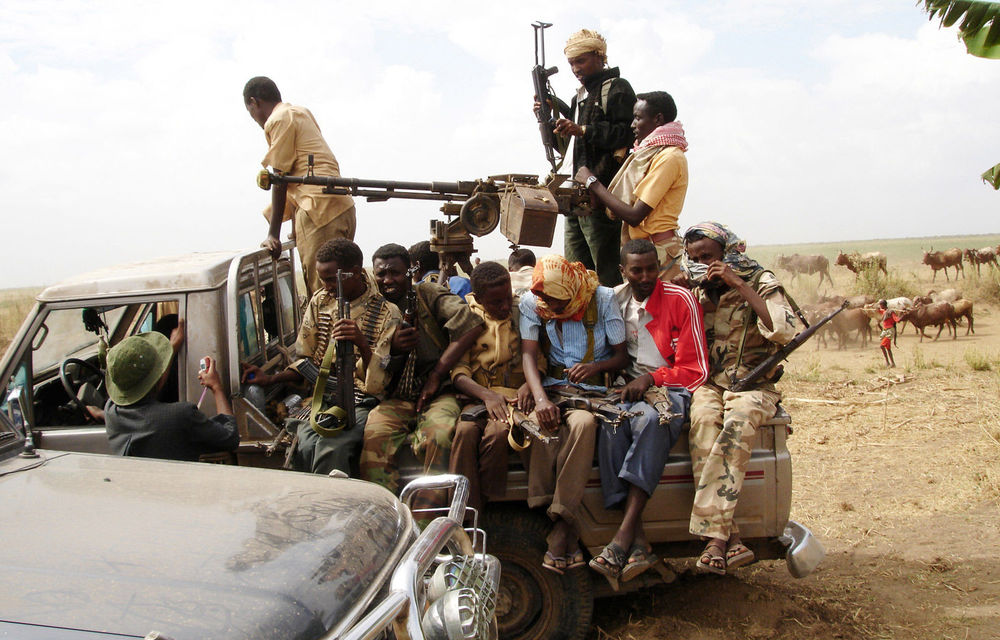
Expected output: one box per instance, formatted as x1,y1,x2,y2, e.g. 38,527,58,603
590,297,1000,639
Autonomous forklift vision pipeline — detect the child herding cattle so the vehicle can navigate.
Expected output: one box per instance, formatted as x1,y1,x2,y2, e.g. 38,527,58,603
877,299,899,368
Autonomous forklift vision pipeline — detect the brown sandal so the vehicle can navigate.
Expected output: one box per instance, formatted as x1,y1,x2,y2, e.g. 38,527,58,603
695,540,726,575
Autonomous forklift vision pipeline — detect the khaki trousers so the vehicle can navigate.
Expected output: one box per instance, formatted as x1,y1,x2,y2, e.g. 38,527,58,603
296,206,357,298
688,383,780,541
449,414,510,513
526,409,597,534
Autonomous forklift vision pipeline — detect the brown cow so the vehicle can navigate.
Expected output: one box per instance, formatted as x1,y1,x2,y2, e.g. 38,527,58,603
801,302,839,349
897,302,956,342
951,298,974,335
963,247,998,275
922,249,964,282
817,293,874,309
835,251,888,277
830,308,871,349
774,254,834,287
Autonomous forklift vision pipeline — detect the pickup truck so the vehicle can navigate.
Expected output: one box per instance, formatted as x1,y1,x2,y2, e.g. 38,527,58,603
0,243,823,640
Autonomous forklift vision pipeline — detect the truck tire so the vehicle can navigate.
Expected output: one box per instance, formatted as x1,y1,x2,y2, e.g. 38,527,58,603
483,505,593,640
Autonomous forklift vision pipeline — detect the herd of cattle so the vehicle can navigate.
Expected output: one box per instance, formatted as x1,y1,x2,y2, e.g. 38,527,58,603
770,244,998,350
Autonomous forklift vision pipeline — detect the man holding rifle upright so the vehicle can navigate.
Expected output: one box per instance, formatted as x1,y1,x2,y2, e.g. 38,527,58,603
242,239,400,476
537,29,635,287
678,223,798,576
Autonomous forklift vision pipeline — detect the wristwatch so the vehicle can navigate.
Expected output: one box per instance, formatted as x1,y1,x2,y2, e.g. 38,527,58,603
584,175,598,190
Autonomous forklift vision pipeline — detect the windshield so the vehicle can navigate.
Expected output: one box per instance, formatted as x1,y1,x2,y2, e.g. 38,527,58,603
32,306,126,376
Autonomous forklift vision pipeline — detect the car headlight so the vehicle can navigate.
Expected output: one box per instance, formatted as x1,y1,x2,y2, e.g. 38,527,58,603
422,554,500,640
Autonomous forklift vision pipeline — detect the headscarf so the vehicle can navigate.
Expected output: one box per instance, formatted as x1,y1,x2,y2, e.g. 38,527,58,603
637,121,688,152
530,255,599,321
564,29,607,61
681,221,762,283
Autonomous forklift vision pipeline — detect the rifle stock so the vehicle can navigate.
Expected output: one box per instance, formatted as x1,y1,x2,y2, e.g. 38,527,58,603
730,300,849,392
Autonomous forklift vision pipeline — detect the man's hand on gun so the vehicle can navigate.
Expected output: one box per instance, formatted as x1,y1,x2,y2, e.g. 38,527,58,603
566,361,600,384
391,325,418,353
483,390,511,422
619,373,654,403
516,382,535,414
331,318,366,349
534,396,561,432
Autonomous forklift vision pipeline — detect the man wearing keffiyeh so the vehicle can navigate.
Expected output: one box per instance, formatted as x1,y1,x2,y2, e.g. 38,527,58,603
577,91,689,282
679,222,799,576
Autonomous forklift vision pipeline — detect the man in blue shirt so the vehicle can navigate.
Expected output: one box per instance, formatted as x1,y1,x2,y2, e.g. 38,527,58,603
520,254,628,573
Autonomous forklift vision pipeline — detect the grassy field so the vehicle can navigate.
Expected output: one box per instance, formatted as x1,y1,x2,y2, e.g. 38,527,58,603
0,288,39,356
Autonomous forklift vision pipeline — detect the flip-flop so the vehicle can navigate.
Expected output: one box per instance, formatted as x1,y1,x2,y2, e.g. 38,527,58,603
726,542,755,570
695,542,726,576
588,541,627,579
565,548,587,570
620,544,657,582
542,550,566,575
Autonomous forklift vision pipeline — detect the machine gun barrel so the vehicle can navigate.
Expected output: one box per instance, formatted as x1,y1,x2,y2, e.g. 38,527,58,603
267,174,478,200
730,300,849,392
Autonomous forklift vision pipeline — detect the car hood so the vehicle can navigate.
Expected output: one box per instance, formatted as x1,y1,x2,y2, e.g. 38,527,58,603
0,451,412,639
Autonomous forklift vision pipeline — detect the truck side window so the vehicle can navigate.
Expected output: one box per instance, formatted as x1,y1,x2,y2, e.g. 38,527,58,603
277,274,296,341
238,292,260,360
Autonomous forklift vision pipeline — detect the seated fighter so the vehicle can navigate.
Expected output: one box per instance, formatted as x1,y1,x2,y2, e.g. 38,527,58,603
520,254,628,573
448,262,535,512
104,323,239,461
242,239,400,476
680,222,797,574
360,243,485,494
589,239,709,581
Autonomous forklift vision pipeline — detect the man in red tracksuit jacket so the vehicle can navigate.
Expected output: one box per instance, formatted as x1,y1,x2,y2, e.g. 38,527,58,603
588,238,709,583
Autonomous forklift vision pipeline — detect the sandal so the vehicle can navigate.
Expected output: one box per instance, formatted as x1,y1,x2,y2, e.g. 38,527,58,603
620,544,657,582
695,540,726,575
565,548,587,570
726,542,755,569
588,542,627,579
542,550,566,574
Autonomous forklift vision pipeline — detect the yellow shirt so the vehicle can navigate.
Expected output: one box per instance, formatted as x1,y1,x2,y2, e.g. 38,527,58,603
261,103,355,227
630,147,688,239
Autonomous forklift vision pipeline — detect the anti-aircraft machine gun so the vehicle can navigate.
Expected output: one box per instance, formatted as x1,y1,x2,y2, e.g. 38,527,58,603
257,158,592,273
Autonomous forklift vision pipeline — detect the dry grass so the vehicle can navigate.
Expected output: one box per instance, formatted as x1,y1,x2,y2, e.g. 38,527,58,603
0,289,38,356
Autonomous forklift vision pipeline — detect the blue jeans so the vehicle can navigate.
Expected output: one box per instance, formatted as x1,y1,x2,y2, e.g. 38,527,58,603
597,388,690,509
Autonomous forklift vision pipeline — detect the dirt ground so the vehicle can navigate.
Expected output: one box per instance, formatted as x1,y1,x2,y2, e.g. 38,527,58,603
589,293,1000,639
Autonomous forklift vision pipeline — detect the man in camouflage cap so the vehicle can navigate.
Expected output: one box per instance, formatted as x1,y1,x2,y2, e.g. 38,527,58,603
680,222,798,575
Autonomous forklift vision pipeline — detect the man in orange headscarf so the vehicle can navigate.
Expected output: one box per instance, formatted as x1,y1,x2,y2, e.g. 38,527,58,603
518,254,628,573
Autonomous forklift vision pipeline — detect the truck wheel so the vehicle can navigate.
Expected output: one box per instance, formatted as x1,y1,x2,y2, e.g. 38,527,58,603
484,506,593,640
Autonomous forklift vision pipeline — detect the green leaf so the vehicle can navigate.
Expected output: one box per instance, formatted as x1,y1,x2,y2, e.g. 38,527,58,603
959,3,989,32
986,15,1000,47
942,0,972,27
981,162,1000,190
964,22,1000,57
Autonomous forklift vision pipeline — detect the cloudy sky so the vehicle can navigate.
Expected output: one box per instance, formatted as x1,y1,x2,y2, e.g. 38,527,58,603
3,0,998,288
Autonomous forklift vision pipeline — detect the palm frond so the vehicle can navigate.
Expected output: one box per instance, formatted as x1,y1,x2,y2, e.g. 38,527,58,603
982,162,1000,190
920,0,1000,58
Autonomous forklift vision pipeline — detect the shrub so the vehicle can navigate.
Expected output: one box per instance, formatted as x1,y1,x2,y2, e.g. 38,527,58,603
965,348,995,372
851,265,920,301
962,268,1000,305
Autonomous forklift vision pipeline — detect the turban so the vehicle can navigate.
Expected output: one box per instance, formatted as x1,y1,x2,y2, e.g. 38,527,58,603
564,29,607,60
530,255,599,321
682,221,762,281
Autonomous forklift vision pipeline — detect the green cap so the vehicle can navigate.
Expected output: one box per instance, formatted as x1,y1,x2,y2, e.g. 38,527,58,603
105,332,174,406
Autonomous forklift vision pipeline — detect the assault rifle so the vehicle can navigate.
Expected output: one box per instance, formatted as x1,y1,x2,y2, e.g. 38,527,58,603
531,20,564,172
730,300,849,392
460,404,558,445
334,270,356,432
549,389,637,433
396,265,422,402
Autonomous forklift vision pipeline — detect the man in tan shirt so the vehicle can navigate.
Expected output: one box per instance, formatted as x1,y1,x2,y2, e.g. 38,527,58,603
244,76,356,297
575,91,689,281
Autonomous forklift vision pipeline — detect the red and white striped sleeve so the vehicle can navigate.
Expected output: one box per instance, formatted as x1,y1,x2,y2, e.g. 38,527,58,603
649,283,710,392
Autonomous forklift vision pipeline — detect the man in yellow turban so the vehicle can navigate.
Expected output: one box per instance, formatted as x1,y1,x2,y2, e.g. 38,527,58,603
548,29,636,288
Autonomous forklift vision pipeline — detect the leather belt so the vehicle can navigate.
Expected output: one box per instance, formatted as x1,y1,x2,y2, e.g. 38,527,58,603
648,229,677,244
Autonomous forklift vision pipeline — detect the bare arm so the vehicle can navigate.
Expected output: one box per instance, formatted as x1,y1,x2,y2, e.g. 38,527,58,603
416,325,486,411
575,166,653,226
521,339,560,430
263,182,288,260
707,263,773,332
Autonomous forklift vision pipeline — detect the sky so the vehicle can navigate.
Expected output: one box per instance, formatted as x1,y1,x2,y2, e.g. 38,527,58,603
2,0,998,289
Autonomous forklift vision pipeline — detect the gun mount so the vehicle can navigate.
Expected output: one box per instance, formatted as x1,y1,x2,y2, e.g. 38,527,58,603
258,165,592,274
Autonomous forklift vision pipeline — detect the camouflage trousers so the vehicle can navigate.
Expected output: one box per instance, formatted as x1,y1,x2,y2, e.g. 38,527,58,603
360,395,460,493
688,382,780,541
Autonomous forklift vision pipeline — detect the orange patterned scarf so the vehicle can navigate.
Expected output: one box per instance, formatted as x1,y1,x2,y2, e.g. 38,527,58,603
530,255,599,321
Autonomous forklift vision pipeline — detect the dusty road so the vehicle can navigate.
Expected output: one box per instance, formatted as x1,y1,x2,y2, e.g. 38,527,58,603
590,302,1000,640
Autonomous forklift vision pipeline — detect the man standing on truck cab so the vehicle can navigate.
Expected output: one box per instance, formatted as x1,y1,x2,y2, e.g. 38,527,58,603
104,323,240,461
542,29,635,288
241,239,400,476
589,239,709,581
680,222,798,575
520,254,628,573
576,91,689,282
360,244,485,494
243,76,357,298
448,263,538,512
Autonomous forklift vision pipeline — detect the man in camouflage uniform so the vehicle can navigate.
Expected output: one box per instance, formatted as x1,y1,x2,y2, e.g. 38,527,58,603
449,262,535,512
360,244,485,493
242,239,400,476
680,222,798,575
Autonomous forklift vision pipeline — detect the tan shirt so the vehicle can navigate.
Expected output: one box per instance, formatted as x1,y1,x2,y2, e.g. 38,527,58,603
630,147,688,239
293,283,400,396
451,294,526,391
261,102,355,227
